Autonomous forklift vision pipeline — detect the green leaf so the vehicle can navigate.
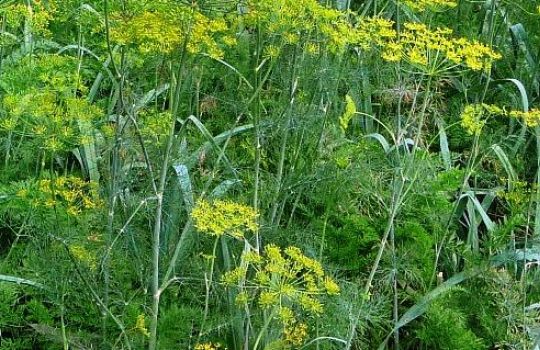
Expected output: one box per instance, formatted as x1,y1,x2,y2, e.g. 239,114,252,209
0,274,47,290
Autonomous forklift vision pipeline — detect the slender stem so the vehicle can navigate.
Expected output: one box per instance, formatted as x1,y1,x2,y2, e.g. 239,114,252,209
363,179,403,297
252,21,263,252
391,225,399,350
270,44,298,226
253,308,277,350
199,237,220,340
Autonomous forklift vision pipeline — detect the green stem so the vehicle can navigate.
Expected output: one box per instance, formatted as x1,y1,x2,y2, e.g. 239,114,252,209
148,37,190,350
534,126,540,238
199,237,220,340
253,308,277,350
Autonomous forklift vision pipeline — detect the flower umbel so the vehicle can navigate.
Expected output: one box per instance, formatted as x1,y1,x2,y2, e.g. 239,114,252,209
191,199,258,238
194,342,222,350
223,244,340,315
402,0,458,12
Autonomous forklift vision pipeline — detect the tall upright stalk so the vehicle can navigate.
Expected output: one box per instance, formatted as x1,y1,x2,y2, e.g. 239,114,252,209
252,22,263,252
148,38,189,350
270,46,299,227
102,0,124,345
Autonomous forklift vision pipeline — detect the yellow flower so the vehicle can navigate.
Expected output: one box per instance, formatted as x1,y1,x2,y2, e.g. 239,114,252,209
235,292,249,305
305,42,319,55
221,267,247,285
339,95,357,133
16,188,28,199
194,342,222,350
324,277,341,295
191,199,258,238
243,0,356,54
283,322,308,346
135,314,150,337
258,291,279,308
278,306,295,324
66,205,81,217
43,198,57,208
372,21,501,73
0,117,17,131
243,250,263,264
299,295,324,314
381,41,403,62
224,244,340,320
264,45,281,59
460,104,485,135
403,0,457,12
509,108,540,127
33,125,47,136
110,4,234,58
69,244,97,271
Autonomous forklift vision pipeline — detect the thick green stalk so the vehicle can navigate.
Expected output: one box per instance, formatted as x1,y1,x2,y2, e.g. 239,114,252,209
148,44,189,350
102,0,125,345
148,81,177,350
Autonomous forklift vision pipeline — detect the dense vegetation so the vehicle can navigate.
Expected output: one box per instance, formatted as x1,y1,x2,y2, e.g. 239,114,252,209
0,0,539,349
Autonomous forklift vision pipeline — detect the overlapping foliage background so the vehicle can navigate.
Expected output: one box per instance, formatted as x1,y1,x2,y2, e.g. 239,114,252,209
0,0,540,349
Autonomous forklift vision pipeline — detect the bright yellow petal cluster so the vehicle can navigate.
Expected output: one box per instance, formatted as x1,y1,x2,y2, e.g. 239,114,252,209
16,176,103,218
460,104,540,131
509,109,540,127
354,17,397,49
243,0,387,54
283,321,308,346
134,314,150,337
402,0,457,12
222,244,340,317
460,103,507,135
69,244,98,271
379,22,502,72
460,104,485,135
191,199,258,238
0,2,55,39
0,55,102,153
110,4,235,57
194,342,222,350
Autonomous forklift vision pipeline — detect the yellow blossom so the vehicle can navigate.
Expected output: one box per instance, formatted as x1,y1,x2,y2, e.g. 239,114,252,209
460,104,485,135
509,109,540,127
367,21,502,73
110,3,234,58
402,0,458,12
283,322,308,346
135,314,150,337
259,291,279,308
194,342,222,350
223,244,340,318
69,244,97,271
191,199,258,238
